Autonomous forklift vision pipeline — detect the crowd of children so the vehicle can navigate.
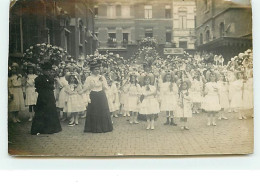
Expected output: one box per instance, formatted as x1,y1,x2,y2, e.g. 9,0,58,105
8,45,254,131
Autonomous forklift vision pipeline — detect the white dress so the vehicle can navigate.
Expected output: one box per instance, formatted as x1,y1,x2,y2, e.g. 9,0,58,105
64,84,86,113
230,79,244,109
159,82,178,112
202,82,221,112
56,76,69,109
139,85,160,115
217,81,230,109
105,83,117,112
25,74,38,106
190,79,203,103
123,83,142,112
8,75,25,112
175,90,193,118
113,83,120,111
243,78,253,109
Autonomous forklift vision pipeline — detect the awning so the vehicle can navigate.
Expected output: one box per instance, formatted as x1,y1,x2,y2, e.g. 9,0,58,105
197,36,252,50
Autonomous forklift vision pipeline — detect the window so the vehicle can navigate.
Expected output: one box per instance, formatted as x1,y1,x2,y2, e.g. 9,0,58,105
107,5,116,18
144,5,152,19
65,31,70,52
206,30,210,42
123,33,129,43
178,7,187,29
116,5,121,17
122,5,130,18
79,20,84,45
9,17,23,53
200,33,203,44
145,28,153,37
166,32,171,43
165,5,171,18
108,32,116,47
219,22,225,37
179,41,187,49
204,0,209,11
94,6,98,17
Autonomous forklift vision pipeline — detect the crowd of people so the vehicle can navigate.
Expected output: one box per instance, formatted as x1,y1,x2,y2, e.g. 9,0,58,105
8,43,253,135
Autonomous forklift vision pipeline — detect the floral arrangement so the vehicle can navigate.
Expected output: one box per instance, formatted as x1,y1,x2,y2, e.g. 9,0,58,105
21,43,68,71
139,37,158,48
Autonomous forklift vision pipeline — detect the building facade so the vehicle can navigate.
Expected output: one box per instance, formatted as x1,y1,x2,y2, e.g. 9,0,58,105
195,0,252,61
94,0,196,58
172,0,196,52
9,0,97,63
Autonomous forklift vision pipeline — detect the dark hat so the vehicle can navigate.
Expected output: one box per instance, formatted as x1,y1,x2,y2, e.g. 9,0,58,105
41,62,52,70
89,59,101,70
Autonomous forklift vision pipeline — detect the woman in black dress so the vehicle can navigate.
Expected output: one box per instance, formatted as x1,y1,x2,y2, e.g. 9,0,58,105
81,60,113,133
31,62,62,135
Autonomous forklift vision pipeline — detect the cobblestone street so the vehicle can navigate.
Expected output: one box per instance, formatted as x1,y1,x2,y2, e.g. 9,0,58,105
8,109,253,157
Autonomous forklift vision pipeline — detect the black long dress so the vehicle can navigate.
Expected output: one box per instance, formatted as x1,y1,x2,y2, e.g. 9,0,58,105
83,75,113,133
31,75,62,135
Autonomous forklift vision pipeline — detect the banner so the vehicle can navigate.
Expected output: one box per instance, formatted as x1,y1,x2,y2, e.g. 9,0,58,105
164,48,184,55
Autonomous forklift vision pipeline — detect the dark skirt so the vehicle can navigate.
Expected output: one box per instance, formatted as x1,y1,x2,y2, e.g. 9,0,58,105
84,91,113,133
31,90,62,135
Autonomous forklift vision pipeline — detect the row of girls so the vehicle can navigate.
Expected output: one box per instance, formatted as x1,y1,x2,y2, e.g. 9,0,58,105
8,50,253,131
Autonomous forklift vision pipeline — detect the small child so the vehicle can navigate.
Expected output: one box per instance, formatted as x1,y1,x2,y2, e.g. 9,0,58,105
139,76,160,130
64,73,86,126
190,70,203,114
105,78,118,124
123,73,141,124
24,65,38,121
217,73,229,120
56,68,69,121
230,71,247,120
175,80,192,130
203,72,221,126
159,72,178,126
112,81,120,118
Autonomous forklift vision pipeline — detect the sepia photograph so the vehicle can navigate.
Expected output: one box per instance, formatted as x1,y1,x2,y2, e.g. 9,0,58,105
8,0,253,156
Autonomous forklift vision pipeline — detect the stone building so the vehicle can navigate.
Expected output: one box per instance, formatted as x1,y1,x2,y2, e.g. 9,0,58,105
9,0,97,62
95,0,189,58
195,0,252,61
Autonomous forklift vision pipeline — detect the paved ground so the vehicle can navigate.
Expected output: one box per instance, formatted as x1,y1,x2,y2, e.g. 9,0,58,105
8,109,253,157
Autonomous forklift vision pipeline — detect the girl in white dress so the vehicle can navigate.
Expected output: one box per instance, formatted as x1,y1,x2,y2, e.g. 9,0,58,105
203,72,221,126
243,70,253,117
217,73,229,120
159,72,178,126
25,65,38,121
56,68,69,121
64,73,86,126
139,76,160,130
175,80,192,130
230,71,247,120
123,73,141,124
8,63,25,123
105,78,117,124
112,81,120,118
190,70,203,114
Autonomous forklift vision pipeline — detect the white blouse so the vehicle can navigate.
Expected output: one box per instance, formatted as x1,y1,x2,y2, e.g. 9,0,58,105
84,74,108,92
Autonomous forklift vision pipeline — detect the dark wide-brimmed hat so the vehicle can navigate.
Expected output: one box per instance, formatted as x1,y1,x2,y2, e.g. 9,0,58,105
89,59,101,70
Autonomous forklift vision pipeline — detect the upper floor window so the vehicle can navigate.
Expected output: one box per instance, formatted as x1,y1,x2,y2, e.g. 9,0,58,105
94,6,98,17
179,7,187,29
145,28,153,37
116,5,121,17
200,33,203,45
122,5,130,18
204,0,210,12
144,5,152,19
107,5,116,18
206,30,210,42
219,22,225,37
165,5,171,18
